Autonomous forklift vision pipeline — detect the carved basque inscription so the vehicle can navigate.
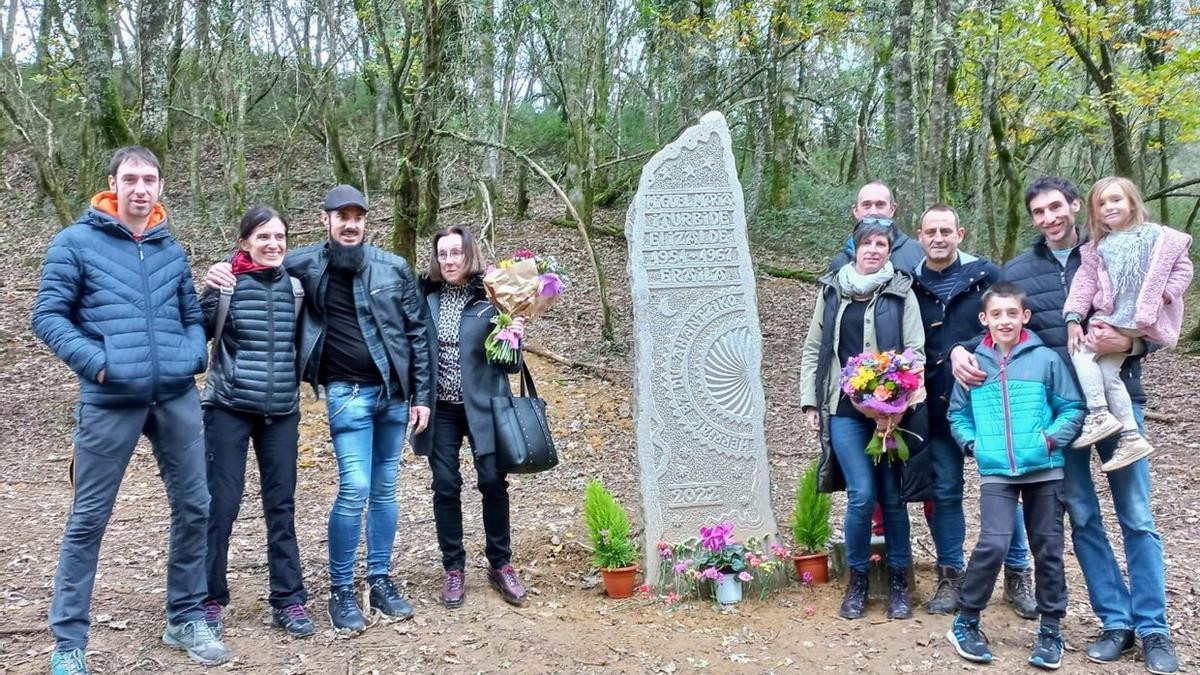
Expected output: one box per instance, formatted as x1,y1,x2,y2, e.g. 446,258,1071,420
625,111,779,581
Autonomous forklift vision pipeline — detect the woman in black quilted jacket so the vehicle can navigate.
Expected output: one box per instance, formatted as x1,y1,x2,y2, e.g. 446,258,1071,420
412,224,528,610
198,205,314,638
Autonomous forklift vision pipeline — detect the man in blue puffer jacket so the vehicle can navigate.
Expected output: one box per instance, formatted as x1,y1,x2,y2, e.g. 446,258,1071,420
945,282,1084,670
32,147,228,674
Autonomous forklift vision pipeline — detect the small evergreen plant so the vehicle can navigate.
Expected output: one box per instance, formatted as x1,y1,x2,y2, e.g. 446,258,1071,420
791,461,832,554
583,479,638,569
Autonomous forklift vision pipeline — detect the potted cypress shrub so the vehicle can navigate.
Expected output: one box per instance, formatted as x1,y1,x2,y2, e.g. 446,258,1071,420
791,461,832,583
583,479,639,598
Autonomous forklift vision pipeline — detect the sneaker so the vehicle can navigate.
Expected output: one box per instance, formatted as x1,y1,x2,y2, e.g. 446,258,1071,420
49,649,89,675
947,614,993,663
202,599,223,639
1004,566,1038,620
442,570,466,608
271,603,316,638
1087,628,1135,663
162,619,230,666
926,565,963,615
328,584,366,632
1142,633,1179,675
367,575,414,619
838,569,869,620
1101,434,1155,473
1073,411,1123,448
1029,625,1064,670
886,567,912,620
486,564,527,606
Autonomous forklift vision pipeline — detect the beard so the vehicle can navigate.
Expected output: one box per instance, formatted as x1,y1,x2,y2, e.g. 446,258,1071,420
328,240,365,272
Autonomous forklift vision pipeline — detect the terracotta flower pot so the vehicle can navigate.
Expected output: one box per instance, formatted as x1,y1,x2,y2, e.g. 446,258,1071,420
600,564,639,598
792,552,829,584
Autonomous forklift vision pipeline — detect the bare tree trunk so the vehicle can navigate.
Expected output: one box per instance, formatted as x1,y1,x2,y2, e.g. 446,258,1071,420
74,0,134,155
890,0,916,230
137,0,173,164
0,84,73,225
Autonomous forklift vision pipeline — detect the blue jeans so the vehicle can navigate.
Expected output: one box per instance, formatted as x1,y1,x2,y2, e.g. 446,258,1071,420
326,383,409,587
928,432,1030,570
1064,403,1168,638
830,415,910,572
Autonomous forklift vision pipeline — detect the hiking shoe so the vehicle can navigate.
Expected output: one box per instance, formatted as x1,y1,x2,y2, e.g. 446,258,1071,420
1074,411,1123,448
926,565,963,615
838,569,869,620
1101,434,1155,473
886,567,912,620
49,648,89,675
1030,625,1064,670
367,575,414,619
947,614,993,663
1087,628,1135,663
202,599,223,639
328,584,366,632
442,569,466,608
486,564,527,606
162,619,230,666
1142,633,1179,675
271,603,315,638
1004,566,1038,619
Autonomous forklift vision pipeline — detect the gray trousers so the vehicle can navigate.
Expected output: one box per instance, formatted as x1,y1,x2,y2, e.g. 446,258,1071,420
50,386,209,651
958,479,1067,626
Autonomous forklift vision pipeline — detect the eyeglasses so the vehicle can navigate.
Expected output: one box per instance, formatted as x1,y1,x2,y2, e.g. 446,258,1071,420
437,249,465,261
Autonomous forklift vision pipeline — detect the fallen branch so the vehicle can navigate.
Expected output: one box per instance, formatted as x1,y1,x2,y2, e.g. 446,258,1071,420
1143,410,1174,424
525,344,630,383
0,625,45,636
550,217,625,240
758,263,822,282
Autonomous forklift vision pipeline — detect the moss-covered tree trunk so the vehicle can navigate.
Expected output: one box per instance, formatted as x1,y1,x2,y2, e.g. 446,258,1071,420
137,0,173,164
75,0,134,156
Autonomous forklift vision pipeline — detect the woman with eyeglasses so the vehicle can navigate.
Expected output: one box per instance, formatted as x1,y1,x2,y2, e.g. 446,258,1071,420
412,224,528,610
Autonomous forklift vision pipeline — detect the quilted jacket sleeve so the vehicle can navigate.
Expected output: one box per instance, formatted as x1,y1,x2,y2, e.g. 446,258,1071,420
1043,351,1085,449
947,380,976,451
179,258,208,372
31,236,106,382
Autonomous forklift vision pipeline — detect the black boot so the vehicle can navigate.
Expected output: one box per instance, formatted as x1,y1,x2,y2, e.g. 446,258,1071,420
839,570,869,619
887,567,912,619
926,565,964,615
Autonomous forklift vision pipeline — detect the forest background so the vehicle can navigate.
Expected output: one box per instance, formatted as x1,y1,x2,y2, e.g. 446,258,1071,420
0,0,1198,342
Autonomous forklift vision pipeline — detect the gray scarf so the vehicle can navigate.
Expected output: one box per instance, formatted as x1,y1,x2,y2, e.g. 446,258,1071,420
836,261,894,298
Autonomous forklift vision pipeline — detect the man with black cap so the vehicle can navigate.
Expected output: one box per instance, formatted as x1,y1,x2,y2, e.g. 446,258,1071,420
207,185,432,633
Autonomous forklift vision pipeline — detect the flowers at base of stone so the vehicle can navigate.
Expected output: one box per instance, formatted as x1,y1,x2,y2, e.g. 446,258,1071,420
482,249,568,365
651,522,790,606
839,349,926,464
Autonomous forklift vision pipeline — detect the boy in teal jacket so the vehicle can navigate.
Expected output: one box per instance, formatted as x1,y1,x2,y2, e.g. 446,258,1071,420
945,282,1084,669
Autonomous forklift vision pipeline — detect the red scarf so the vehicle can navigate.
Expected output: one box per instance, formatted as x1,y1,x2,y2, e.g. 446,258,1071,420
231,250,275,275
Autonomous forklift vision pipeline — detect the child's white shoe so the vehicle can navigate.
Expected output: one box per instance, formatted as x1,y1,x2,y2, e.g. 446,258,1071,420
1101,434,1154,473
1073,411,1123,448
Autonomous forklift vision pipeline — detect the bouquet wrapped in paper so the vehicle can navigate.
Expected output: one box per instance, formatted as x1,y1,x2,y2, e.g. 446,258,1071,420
482,249,567,364
839,349,925,463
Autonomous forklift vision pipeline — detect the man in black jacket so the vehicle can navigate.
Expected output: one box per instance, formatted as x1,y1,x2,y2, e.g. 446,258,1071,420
911,205,1036,619
207,185,433,634
827,181,925,273
950,177,1177,674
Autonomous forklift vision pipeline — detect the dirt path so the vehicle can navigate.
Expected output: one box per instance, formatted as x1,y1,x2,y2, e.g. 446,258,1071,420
1,203,1197,674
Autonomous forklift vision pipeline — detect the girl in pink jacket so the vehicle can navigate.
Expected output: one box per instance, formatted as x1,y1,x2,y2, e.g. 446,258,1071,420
1064,176,1193,473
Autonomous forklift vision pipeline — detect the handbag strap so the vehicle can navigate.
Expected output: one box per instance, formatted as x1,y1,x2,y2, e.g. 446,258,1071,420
516,352,538,399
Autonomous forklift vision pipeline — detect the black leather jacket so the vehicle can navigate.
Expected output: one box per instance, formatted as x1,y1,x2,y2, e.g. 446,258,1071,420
286,242,433,406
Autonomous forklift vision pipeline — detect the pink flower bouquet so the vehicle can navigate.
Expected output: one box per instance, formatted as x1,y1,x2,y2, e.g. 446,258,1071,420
839,349,925,463
482,250,567,364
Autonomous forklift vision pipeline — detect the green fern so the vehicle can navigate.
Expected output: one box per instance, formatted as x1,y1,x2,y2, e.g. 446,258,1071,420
791,461,832,554
583,479,639,569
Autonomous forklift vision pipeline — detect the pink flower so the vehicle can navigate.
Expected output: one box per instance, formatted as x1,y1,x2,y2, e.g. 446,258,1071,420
750,557,762,568
636,583,651,596
494,327,520,349
701,567,722,581
513,248,536,260
664,591,679,605
673,561,688,574
770,544,789,558
700,522,735,552
801,571,813,587
804,606,816,617
737,571,752,583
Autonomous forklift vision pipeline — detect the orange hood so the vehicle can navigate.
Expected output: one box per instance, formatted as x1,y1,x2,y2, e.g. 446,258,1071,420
91,191,168,230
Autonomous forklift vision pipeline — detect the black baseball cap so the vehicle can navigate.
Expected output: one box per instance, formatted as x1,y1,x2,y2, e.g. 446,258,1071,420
323,184,369,212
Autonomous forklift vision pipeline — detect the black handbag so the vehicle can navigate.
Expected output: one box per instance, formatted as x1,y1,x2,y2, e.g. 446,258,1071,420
491,359,559,474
